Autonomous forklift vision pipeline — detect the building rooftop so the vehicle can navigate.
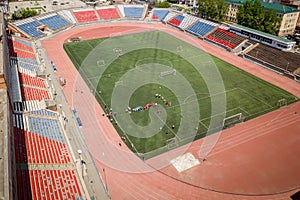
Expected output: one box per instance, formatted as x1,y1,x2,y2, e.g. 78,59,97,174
225,0,300,13
230,23,296,43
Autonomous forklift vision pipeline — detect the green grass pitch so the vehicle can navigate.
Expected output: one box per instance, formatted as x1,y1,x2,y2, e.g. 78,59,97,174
63,30,298,158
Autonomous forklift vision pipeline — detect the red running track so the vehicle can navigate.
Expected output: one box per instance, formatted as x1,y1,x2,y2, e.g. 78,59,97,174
42,22,300,200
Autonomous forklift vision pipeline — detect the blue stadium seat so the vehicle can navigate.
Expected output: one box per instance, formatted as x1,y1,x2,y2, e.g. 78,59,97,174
17,57,38,65
174,15,184,21
153,10,169,20
28,116,64,143
15,38,32,47
18,62,41,72
187,21,216,37
124,7,143,18
39,15,70,30
31,109,57,117
17,21,45,38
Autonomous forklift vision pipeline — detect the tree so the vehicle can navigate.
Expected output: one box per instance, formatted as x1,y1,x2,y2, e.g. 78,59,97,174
157,1,171,8
197,0,228,22
237,0,280,35
12,8,38,20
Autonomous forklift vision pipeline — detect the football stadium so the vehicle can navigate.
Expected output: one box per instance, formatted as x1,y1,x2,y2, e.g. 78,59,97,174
1,2,300,200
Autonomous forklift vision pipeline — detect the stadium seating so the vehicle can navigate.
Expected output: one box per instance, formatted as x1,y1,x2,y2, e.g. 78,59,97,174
152,9,169,20
28,117,64,143
14,37,33,48
58,10,77,24
30,109,58,117
15,57,38,65
19,73,47,88
10,48,36,59
246,43,300,74
14,128,70,164
15,19,45,38
22,100,42,112
8,37,33,52
16,169,82,199
116,5,125,17
123,5,144,18
206,28,245,49
37,13,71,30
96,7,120,20
21,86,50,101
168,15,184,27
178,15,199,30
187,20,217,37
163,12,177,22
73,9,98,23
18,62,41,73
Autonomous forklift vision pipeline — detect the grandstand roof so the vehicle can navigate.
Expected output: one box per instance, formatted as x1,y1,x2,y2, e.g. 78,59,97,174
225,0,299,13
229,23,295,43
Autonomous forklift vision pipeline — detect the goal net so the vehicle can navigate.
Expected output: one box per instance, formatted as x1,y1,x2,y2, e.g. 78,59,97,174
166,137,178,149
97,60,105,67
113,48,123,56
222,113,243,129
277,98,287,107
160,69,176,78
176,46,183,53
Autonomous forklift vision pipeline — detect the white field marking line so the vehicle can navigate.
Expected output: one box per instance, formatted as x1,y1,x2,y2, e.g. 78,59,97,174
199,107,241,122
210,113,300,157
135,57,173,68
152,111,181,140
238,87,273,108
183,88,238,104
211,103,299,146
87,52,208,81
238,106,250,115
198,120,208,129
214,105,286,149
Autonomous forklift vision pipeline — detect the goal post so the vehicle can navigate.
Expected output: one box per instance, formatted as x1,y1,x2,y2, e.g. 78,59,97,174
113,48,123,56
277,98,287,107
222,113,243,129
97,60,105,67
159,69,176,78
176,45,183,53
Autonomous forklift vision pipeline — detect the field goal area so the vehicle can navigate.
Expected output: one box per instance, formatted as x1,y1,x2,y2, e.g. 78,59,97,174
159,69,176,78
222,113,244,129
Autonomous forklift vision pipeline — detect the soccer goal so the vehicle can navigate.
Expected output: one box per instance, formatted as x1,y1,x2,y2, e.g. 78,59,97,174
222,113,243,129
166,137,178,149
159,69,176,78
113,48,123,56
277,98,287,107
97,60,105,67
176,46,183,53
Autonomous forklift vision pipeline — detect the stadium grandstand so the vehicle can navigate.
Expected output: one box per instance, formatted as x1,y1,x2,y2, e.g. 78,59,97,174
1,3,300,200
152,9,169,20
229,24,296,51
206,27,247,50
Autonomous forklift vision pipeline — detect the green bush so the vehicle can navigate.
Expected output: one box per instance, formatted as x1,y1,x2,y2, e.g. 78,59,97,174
157,1,171,8
12,8,38,20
